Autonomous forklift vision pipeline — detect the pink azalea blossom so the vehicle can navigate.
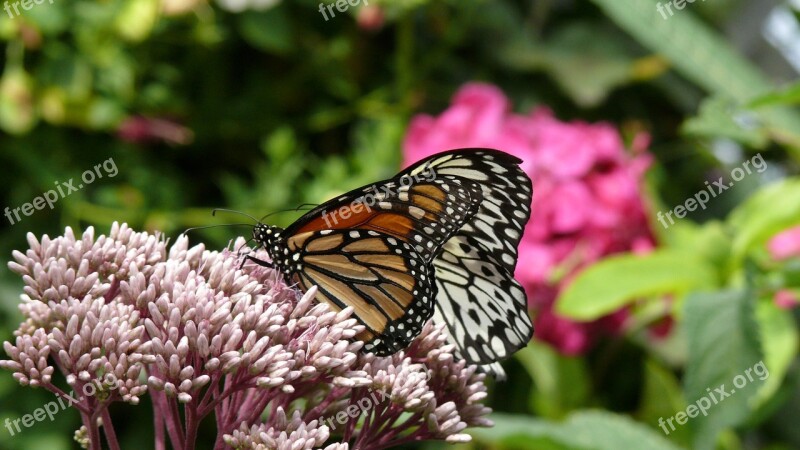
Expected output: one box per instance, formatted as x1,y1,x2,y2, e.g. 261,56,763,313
403,82,655,355
767,225,800,261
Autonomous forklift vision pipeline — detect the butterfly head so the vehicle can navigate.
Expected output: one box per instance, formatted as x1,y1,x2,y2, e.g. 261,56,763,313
252,223,285,256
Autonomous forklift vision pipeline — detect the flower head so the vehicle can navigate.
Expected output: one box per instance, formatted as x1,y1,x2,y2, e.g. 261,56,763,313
2,223,492,449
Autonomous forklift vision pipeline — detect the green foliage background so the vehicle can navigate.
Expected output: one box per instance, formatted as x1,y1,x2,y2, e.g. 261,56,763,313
1,0,800,449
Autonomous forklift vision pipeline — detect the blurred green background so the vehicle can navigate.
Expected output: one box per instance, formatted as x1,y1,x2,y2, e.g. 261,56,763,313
2,0,800,449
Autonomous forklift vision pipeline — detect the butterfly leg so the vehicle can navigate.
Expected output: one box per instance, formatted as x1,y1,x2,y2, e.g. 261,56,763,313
240,254,274,270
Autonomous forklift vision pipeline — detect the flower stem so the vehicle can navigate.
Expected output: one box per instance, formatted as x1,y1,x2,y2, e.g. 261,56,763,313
154,402,166,450
184,399,198,450
80,410,102,450
152,390,184,449
44,383,88,415
101,408,121,450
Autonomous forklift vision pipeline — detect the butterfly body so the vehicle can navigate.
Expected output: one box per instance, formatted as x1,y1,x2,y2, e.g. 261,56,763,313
250,149,533,366
253,225,288,267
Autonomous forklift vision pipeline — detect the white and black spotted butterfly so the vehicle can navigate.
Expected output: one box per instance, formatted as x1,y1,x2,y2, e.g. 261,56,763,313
247,148,533,368
402,149,533,369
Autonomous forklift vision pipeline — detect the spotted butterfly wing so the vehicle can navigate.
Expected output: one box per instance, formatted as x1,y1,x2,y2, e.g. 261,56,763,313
402,149,534,366
253,175,483,355
287,176,482,262
284,229,435,355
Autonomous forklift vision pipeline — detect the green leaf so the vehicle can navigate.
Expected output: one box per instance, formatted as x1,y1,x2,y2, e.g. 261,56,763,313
748,81,800,108
590,0,800,153
556,251,717,320
239,6,293,54
657,221,731,277
472,410,684,450
515,342,590,419
753,299,798,406
682,290,763,450
682,96,769,148
727,178,800,262
639,359,691,447
499,23,639,107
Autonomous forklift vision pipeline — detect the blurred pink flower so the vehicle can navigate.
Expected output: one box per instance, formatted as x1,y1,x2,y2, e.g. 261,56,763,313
117,116,194,146
767,225,800,261
648,315,675,339
357,5,385,31
403,82,655,355
774,290,799,310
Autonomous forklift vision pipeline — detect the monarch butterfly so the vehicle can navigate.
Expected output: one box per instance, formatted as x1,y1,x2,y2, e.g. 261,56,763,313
246,148,533,366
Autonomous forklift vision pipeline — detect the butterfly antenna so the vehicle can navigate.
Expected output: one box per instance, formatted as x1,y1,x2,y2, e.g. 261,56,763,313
212,208,260,223
259,203,320,221
181,223,253,236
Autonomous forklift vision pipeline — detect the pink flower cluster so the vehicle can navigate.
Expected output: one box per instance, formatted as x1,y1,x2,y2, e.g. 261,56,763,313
1,223,492,450
404,83,655,355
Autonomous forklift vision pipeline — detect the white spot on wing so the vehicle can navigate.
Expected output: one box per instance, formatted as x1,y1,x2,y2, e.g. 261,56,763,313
409,206,425,219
